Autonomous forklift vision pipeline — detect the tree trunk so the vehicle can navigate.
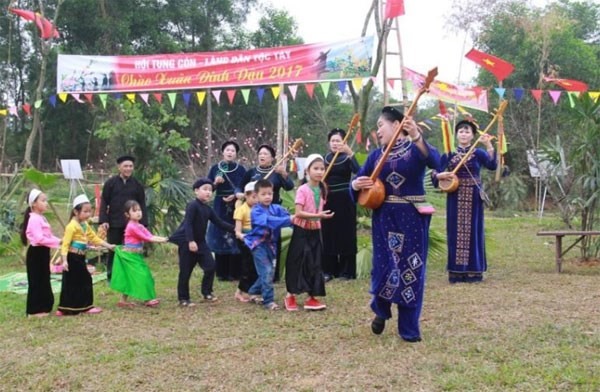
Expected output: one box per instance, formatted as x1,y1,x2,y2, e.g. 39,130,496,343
23,0,64,166
23,50,48,166
351,0,392,142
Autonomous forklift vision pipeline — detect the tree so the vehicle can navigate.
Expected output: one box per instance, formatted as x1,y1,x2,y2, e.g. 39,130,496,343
447,0,599,214
95,101,192,233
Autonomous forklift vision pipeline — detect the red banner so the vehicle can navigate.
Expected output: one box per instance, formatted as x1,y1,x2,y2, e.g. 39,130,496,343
56,37,374,93
403,67,489,113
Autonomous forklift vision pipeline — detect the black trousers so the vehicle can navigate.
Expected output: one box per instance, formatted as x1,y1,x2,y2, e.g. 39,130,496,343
322,254,357,279
105,227,125,281
58,253,94,315
215,253,241,280
177,245,215,300
236,239,258,293
26,246,54,315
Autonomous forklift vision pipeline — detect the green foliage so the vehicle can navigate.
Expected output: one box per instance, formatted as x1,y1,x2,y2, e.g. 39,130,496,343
22,168,60,189
0,173,25,258
96,102,192,234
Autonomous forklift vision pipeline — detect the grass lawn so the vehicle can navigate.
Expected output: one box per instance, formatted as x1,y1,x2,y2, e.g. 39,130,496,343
0,211,598,391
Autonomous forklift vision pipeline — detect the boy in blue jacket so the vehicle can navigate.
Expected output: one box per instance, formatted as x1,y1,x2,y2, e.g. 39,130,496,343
244,179,294,310
170,178,235,306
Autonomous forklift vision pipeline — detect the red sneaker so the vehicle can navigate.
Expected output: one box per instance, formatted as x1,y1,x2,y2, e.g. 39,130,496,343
303,297,326,311
284,294,298,311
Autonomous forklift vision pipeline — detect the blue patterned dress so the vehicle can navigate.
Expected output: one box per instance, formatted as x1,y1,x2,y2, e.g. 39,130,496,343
436,146,496,282
352,138,439,339
206,161,246,254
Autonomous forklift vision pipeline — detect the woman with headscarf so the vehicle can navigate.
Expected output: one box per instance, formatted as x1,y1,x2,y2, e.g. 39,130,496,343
351,106,440,342
207,141,246,281
321,128,360,281
433,120,496,283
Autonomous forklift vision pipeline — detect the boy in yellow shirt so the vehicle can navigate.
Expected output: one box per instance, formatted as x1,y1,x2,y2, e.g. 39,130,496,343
233,182,258,302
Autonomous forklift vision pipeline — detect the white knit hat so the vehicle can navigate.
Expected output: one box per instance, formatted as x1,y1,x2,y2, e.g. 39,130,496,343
304,153,324,179
73,194,90,208
28,189,42,207
244,181,257,193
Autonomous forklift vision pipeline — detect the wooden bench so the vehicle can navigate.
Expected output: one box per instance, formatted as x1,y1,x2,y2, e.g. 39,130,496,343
536,230,600,272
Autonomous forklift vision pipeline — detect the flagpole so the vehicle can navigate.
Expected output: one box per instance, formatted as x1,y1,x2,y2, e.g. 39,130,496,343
452,31,470,129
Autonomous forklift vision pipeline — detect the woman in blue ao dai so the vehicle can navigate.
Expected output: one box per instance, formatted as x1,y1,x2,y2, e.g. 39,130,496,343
351,106,440,342
434,120,496,283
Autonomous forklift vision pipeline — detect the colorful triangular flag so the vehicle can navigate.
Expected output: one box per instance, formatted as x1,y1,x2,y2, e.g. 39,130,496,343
548,90,561,105
320,82,331,98
256,88,265,103
212,90,222,105
287,85,298,101
271,86,281,99
304,84,315,99
241,89,250,104
167,92,177,109
98,94,107,109
226,90,236,104
196,91,206,106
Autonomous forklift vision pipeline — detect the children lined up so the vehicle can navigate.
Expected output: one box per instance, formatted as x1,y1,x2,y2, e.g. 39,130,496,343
20,155,338,316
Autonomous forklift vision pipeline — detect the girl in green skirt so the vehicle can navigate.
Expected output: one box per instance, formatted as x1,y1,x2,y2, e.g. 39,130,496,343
111,200,167,308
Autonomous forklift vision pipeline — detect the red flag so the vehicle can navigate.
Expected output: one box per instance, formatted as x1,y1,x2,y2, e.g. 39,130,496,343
9,8,59,39
543,77,588,92
385,0,405,19
465,48,514,82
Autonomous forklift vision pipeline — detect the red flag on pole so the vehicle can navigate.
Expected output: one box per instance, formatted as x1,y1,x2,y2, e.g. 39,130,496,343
543,77,588,92
385,0,405,19
465,48,514,82
9,8,59,39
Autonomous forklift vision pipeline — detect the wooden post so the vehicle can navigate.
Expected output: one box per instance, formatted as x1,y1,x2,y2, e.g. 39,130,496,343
555,235,563,273
206,88,213,167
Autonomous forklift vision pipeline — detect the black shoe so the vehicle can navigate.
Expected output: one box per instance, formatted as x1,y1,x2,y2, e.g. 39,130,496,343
402,336,422,343
371,316,386,335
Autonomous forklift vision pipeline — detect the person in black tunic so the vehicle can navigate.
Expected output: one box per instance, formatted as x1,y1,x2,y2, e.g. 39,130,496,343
322,128,360,280
239,144,294,281
169,178,235,306
99,155,147,282
207,141,246,281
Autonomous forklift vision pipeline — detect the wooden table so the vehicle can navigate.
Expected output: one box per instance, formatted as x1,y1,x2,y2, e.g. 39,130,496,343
536,230,600,272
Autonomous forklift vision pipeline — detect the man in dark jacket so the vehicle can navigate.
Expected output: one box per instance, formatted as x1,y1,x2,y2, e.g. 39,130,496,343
99,155,147,282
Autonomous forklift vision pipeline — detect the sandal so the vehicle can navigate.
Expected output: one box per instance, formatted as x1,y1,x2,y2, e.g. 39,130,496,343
85,307,103,315
234,290,251,303
117,301,136,308
179,300,196,307
264,302,279,311
249,295,263,305
144,299,160,307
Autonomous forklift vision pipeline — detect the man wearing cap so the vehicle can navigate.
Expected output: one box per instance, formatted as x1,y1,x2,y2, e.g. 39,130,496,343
99,155,147,282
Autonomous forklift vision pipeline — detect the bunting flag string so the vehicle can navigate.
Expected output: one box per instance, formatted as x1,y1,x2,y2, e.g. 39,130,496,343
1,80,599,117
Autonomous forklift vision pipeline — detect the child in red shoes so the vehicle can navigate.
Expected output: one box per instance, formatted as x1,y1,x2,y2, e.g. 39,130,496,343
284,154,333,311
